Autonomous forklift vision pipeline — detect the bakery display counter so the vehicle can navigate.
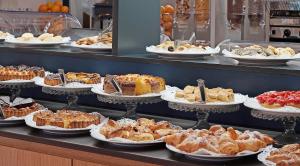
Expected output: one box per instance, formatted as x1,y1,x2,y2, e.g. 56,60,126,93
1,45,300,77
0,100,282,166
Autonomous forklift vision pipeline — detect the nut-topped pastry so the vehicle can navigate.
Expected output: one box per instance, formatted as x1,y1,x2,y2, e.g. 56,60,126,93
0,65,45,81
33,110,101,129
103,74,166,96
44,72,101,86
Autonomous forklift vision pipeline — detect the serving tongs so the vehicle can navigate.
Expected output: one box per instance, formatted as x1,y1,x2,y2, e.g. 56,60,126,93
58,69,67,87
197,79,206,104
98,20,113,40
107,75,122,95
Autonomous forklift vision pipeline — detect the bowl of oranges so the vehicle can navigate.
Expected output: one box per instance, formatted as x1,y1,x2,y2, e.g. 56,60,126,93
38,0,69,13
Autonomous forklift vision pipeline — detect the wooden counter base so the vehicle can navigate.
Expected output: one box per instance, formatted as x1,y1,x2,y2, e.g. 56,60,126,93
0,136,158,166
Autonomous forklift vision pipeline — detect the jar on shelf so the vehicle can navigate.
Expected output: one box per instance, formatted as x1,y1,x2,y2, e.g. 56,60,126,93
194,0,210,30
160,4,175,38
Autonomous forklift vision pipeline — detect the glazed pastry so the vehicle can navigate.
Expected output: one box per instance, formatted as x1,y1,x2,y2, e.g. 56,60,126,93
266,144,300,166
164,125,273,155
103,74,165,96
0,65,45,81
256,91,300,109
175,86,234,103
33,110,101,128
99,118,181,142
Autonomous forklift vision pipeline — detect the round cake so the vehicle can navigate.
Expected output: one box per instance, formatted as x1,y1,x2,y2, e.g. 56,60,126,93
44,73,62,86
256,91,300,109
44,72,101,86
103,74,166,96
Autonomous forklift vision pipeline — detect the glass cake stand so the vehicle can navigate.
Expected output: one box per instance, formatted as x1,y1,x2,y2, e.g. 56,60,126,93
0,80,35,102
251,109,300,146
42,87,93,109
167,101,240,129
92,87,162,119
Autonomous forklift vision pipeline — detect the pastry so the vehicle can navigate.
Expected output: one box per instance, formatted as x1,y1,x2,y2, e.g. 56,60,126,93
175,85,234,103
231,45,297,57
156,41,210,53
103,74,165,96
164,125,274,155
75,32,112,46
33,110,101,128
256,91,300,109
99,118,181,142
266,144,300,166
0,65,45,81
44,74,62,86
1,102,42,119
16,33,66,43
0,31,11,39
44,72,101,86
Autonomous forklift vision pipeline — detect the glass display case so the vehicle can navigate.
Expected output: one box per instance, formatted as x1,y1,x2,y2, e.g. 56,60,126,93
0,10,81,36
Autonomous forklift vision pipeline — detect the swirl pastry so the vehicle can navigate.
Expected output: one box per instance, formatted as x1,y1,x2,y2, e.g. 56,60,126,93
266,144,300,166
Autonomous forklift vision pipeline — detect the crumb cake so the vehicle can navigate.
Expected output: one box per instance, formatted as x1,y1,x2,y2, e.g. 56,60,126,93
0,65,45,81
44,72,101,86
256,91,300,109
33,110,101,128
103,74,166,96
2,102,42,119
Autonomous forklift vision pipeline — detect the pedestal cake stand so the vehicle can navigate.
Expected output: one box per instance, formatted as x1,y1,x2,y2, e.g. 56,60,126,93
0,80,35,102
91,86,163,119
245,97,300,146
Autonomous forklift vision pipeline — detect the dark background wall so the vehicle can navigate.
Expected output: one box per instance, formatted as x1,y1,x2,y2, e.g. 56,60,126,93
0,51,299,132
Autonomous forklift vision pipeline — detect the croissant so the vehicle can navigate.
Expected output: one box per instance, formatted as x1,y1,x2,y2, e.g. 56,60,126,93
226,127,239,140
164,133,189,146
276,159,300,166
237,138,266,152
209,125,226,136
176,136,207,153
128,133,154,141
107,129,130,139
219,141,240,155
266,154,293,163
252,131,274,145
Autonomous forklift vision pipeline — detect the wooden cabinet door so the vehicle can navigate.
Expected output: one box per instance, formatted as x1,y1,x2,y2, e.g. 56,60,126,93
73,160,107,166
0,145,72,166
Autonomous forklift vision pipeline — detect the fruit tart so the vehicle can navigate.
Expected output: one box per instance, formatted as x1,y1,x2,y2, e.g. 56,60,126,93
0,65,45,81
256,91,300,109
44,72,101,86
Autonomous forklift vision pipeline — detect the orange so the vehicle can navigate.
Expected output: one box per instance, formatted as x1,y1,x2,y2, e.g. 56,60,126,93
163,22,173,31
162,14,173,22
160,6,165,14
51,5,61,12
38,4,48,12
61,6,69,13
164,5,175,14
47,1,54,9
54,0,63,7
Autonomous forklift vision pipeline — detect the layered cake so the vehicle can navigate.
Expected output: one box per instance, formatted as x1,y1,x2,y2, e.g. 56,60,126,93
0,65,45,81
103,74,166,96
33,110,101,128
256,91,300,109
2,102,42,119
44,72,101,86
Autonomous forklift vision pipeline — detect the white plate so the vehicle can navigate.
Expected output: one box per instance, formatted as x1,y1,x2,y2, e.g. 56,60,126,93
167,144,268,162
257,146,276,166
244,97,300,115
146,46,220,56
222,49,300,62
5,37,71,46
90,119,165,147
34,77,101,91
161,86,247,106
70,41,112,50
25,110,106,134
